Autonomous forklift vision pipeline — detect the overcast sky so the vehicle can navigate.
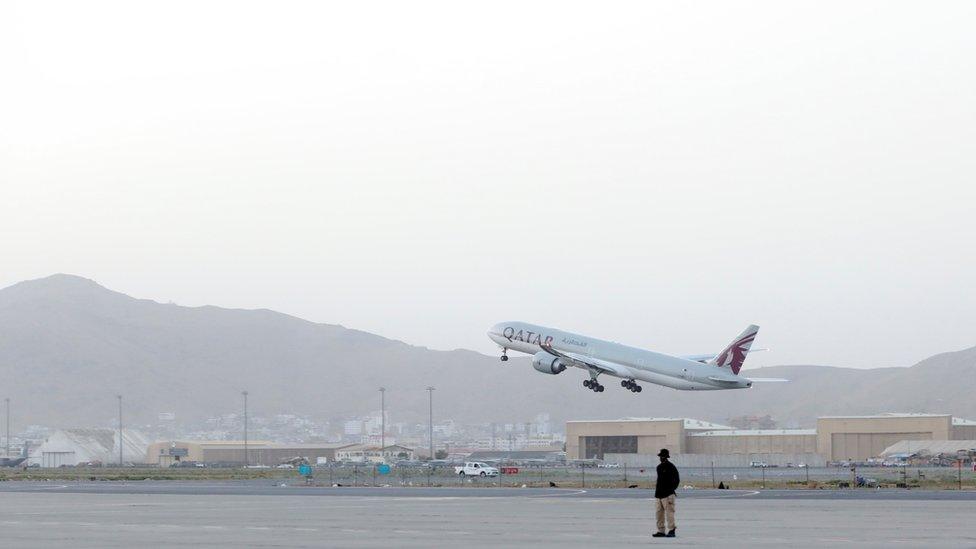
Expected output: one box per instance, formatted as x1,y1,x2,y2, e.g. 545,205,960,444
1,1,974,369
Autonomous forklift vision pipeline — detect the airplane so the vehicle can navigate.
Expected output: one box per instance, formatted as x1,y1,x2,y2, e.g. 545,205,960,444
0,455,27,468
0,443,29,467
487,321,785,392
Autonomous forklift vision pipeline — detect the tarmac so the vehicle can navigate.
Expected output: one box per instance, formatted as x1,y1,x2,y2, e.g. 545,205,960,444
1,483,974,547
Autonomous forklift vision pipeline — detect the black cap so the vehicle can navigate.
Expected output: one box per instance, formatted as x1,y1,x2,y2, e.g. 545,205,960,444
658,448,670,458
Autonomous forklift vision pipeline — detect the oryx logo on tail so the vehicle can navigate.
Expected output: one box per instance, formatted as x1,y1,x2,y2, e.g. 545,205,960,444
709,325,759,375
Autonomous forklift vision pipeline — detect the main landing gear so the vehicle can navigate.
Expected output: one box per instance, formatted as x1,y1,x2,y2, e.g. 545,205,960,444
583,379,604,392
621,379,642,393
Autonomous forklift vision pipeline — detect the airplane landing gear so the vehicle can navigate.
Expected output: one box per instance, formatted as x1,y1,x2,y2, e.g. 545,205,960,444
583,379,604,392
500,349,508,362
622,379,642,393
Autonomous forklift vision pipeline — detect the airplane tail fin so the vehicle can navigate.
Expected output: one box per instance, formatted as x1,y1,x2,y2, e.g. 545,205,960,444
708,325,759,375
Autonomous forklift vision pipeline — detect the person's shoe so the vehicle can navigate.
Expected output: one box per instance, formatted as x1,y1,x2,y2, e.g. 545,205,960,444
666,529,676,537
652,532,667,537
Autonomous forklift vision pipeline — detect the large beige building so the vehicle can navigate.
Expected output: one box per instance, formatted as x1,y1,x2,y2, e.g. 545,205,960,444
816,413,976,461
567,413,976,464
687,429,817,455
952,417,976,440
566,418,732,460
145,441,357,466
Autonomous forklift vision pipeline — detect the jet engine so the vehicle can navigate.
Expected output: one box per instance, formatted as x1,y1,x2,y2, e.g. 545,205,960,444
532,351,567,375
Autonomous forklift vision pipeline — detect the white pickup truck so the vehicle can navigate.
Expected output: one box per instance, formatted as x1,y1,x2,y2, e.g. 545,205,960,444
454,462,499,477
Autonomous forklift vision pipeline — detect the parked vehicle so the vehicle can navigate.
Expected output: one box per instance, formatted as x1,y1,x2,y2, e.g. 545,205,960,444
454,462,499,477
749,461,768,468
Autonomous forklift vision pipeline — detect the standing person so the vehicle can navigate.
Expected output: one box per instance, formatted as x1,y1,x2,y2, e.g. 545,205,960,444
653,448,679,538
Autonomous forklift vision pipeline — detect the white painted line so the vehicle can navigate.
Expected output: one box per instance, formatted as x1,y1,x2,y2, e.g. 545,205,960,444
530,489,588,498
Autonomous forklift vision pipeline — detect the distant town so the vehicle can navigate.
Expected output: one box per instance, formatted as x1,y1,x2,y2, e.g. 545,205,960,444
4,405,567,467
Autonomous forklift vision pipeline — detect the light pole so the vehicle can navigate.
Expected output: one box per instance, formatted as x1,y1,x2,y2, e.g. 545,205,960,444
379,387,386,455
4,397,9,457
117,395,123,466
426,387,435,460
242,391,249,468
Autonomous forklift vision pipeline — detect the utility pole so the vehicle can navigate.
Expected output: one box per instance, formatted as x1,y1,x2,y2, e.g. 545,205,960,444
4,397,9,457
959,459,963,491
379,387,386,455
426,387,435,460
242,391,249,468
117,395,123,466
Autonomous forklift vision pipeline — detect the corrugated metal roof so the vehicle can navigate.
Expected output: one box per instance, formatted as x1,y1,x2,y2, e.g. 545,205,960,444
160,440,359,450
567,417,685,423
819,413,951,419
683,419,733,430
467,450,562,460
689,429,817,437
62,429,115,453
566,418,733,430
952,417,976,426
45,429,148,463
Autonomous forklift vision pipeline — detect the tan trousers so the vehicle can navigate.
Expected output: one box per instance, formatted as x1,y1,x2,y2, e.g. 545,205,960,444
655,495,676,532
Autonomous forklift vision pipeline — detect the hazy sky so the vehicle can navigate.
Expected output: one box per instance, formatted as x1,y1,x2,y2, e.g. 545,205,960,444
2,1,974,369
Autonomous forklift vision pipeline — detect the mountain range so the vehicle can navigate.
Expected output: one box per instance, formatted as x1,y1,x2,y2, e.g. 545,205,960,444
1,274,974,430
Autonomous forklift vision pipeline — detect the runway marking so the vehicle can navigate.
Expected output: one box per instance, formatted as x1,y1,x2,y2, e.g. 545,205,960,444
530,489,588,498
23,484,69,490
707,490,759,498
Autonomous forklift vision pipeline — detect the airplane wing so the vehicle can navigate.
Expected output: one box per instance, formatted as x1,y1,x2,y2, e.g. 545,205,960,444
682,348,769,363
541,344,636,378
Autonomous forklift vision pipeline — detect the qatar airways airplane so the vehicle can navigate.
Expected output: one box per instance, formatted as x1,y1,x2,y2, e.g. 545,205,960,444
487,322,784,392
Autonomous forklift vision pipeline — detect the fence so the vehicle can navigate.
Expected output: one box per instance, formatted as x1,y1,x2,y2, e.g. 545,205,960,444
304,463,974,489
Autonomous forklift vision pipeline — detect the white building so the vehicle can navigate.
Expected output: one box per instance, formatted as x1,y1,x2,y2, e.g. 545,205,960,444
343,420,363,436
30,429,149,467
335,444,415,463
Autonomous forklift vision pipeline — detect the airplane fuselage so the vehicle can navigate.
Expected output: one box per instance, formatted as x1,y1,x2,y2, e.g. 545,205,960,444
488,321,752,391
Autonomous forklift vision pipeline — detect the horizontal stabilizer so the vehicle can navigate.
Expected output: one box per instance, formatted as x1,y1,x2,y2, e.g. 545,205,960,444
707,376,741,386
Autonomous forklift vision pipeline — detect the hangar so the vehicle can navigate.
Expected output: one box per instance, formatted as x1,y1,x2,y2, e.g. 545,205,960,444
565,418,733,461
566,413,976,465
817,414,967,461
31,429,149,467
145,441,357,466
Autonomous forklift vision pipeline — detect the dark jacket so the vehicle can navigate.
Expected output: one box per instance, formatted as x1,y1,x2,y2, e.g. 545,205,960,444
655,460,680,498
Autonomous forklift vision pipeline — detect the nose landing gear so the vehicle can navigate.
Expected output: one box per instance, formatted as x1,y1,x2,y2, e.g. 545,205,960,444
500,349,508,362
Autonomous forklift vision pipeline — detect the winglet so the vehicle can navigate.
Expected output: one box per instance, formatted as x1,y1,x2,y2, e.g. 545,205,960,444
708,325,759,375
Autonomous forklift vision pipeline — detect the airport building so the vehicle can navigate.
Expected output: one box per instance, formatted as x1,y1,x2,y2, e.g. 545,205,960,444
567,413,976,466
144,441,358,466
816,414,961,461
334,444,417,463
30,429,150,467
